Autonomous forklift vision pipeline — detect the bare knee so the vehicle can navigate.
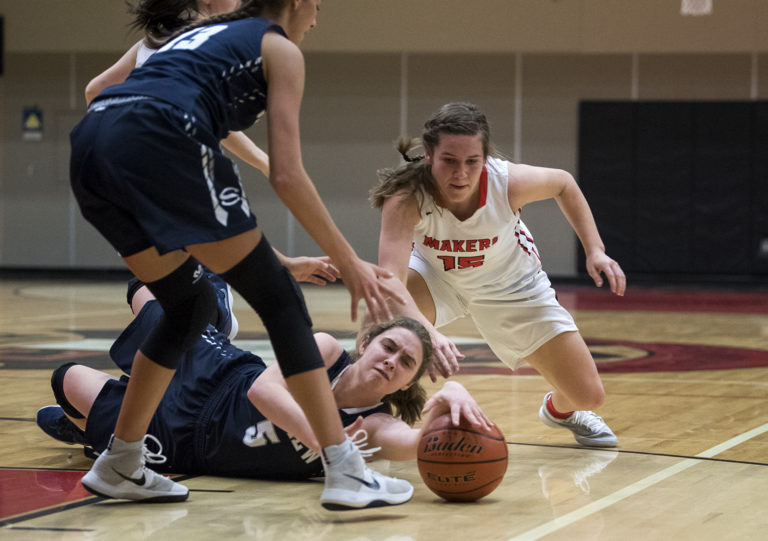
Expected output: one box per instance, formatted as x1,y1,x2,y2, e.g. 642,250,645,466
62,364,115,418
529,332,607,411
568,383,605,411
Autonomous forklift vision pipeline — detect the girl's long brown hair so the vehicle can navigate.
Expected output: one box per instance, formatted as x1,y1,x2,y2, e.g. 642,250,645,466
354,317,434,426
127,0,198,48
165,0,287,42
369,102,494,212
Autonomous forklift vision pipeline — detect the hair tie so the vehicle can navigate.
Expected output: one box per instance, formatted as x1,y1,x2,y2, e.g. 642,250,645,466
402,153,425,163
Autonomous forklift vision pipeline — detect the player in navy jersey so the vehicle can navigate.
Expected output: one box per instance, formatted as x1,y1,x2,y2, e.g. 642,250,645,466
85,2,243,105
69,0,407,507
86,1,269,184
85,0,340,286
370,102,626,448
37,277,491,480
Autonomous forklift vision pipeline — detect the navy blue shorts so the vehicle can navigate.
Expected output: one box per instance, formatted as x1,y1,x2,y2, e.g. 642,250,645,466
85,361,264,474
85,275,265,474
70,98,257,256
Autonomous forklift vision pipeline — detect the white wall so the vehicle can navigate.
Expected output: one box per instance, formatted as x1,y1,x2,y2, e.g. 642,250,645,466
0,1,766,274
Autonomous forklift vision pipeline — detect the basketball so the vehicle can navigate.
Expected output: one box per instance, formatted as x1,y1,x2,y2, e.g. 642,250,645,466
417,413,508,502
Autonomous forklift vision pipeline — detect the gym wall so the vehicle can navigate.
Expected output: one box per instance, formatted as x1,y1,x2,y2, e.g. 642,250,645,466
0,0,766,279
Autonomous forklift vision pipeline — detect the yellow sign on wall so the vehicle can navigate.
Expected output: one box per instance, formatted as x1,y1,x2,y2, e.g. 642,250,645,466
23,106,43,141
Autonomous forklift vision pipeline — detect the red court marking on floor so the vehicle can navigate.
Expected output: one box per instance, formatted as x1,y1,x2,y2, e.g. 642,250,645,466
457,340,768,375
0,469,91,521
554,287,768,314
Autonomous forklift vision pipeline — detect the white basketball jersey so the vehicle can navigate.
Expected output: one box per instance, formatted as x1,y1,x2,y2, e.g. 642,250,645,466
410,156,547,300
135,41,156,68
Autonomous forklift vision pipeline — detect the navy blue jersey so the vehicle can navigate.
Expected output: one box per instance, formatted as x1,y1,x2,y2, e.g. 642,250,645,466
87,277,390,479
98,18,283,139
196,347,387,479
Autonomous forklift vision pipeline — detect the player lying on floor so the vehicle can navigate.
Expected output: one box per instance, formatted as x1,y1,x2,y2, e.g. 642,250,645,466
38,275,492,479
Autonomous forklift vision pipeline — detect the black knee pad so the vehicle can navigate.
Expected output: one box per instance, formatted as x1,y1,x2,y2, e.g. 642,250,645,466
51,362,85,419
126,276,145,307
140,258,217,369
220,237,324,378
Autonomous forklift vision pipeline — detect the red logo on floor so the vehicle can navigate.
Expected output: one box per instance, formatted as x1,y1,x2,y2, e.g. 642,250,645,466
0,469,92,522
457,339,768,375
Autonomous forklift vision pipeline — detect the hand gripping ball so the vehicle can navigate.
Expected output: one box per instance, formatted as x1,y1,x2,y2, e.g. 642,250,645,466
417,413,508,502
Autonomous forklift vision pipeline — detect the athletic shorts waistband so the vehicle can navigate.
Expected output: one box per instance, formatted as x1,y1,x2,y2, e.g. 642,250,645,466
88,95,152,112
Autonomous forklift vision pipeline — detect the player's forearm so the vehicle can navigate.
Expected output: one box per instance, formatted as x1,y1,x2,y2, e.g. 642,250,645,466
378,275,425,322
221,131,269,176
246,382,318,451
555,180,606,257
270,172,358,266
372,425,420,461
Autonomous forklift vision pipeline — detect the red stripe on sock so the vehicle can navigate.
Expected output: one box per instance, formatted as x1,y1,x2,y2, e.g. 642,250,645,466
547,394,574,419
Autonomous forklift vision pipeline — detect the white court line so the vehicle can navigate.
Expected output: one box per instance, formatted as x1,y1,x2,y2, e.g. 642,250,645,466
28,339,115,351
509,423,768,541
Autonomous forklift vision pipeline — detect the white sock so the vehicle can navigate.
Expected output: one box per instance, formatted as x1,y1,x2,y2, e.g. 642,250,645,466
105,435,143,472
322,437,355,468
108,435,143,453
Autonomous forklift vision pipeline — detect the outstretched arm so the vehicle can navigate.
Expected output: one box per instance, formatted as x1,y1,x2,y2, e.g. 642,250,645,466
263,33,404,322
273,249,340,286
378,192,463,380
221,131,270,178
246,333,343,452
421,381,492,430
246,363,320,451
507,163,626,296
220,125,340,286
352,381,491,461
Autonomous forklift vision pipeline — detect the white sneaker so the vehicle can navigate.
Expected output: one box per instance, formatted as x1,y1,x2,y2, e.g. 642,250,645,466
81,434,188,503
539,392,618,447
320,438,413,510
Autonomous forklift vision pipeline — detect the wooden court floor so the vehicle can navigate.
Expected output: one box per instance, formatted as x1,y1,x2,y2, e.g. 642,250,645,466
1,277,767,540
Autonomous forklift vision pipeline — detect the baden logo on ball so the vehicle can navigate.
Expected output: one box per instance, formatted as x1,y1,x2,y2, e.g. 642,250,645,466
417,413,508,502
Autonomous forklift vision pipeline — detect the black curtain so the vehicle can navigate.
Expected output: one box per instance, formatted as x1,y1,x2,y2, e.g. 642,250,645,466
578,100,767,278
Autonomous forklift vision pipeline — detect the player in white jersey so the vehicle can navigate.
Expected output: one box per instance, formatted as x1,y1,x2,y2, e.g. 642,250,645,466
371,102,626,448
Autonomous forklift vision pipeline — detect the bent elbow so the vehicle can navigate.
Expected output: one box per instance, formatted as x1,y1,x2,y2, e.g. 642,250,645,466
84,85,97,106
246,383,264,409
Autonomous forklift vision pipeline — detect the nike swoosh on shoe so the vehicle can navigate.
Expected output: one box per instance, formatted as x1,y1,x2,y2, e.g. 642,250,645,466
343,473,380,490
113,468,147,486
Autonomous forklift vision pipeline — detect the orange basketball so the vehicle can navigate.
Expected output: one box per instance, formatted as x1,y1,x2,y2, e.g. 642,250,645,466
417,413,508,502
